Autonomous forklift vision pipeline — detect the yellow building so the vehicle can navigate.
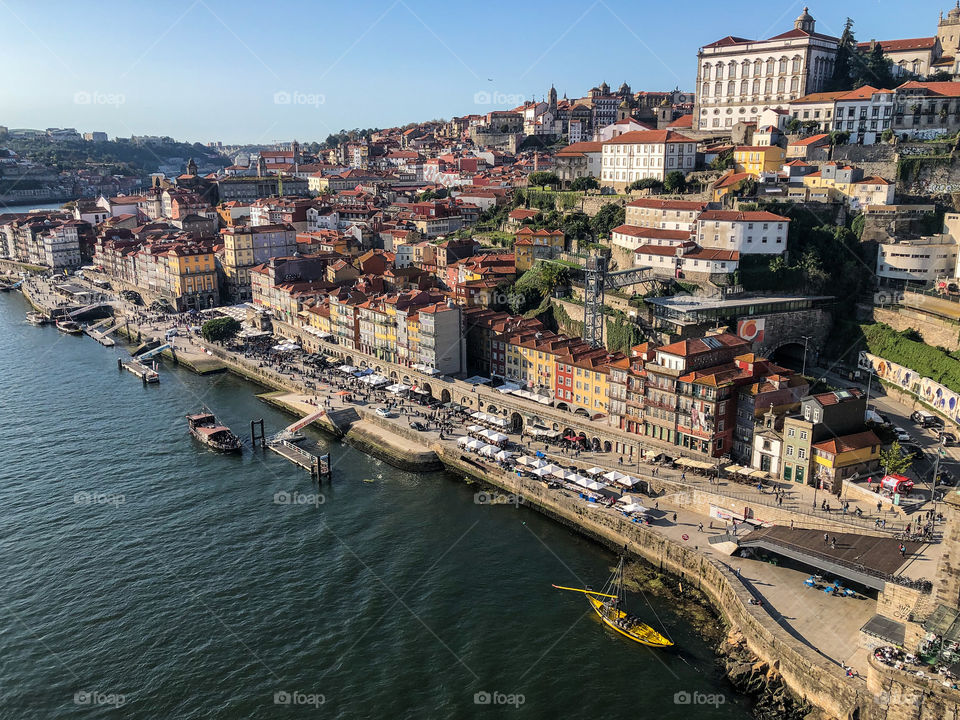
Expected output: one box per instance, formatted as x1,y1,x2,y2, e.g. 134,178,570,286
733,145,785,177
811,430,881,487
711,171,752,202
514,239,534,272
163,244,219,311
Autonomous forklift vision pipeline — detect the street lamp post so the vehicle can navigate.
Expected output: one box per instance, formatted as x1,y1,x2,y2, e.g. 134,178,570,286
801,335,813,377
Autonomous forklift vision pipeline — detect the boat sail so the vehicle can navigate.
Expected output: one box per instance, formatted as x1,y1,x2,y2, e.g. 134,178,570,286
553,557,673,648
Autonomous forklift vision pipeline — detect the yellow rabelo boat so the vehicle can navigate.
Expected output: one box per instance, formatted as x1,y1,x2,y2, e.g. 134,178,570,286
553,557,673,648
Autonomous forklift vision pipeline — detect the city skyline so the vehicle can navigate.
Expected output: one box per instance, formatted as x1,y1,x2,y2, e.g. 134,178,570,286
0,0,953,144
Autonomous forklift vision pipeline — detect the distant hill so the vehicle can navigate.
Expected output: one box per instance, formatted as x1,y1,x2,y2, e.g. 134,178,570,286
0,136,229,175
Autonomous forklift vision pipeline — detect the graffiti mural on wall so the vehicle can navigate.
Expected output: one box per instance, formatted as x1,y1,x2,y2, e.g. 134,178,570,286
859,351,960,420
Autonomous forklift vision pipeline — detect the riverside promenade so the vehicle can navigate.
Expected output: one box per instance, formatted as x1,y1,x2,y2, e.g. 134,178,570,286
18,278,960,718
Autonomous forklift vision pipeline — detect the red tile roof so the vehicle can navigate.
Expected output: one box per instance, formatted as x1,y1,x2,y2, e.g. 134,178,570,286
897,80,960,97
857,37,936,53
626,198,707,211
613,224,691,240
603,130,696,145
789,134,831,147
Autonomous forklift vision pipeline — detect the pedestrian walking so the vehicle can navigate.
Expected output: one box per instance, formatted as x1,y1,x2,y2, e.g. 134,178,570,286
672,512,677,523
698,522,703,533
823,532,829,544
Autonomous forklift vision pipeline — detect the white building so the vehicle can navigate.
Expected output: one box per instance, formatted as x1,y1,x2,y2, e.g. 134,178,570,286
788,86,894,144
624,198,708,230
306,207,339,231
694,210,789,255
610,224,691,251
42,222,83,270
634,243,739,277
876,236,959,285
694,8,838,132
414,301,465,375
600,130,698,190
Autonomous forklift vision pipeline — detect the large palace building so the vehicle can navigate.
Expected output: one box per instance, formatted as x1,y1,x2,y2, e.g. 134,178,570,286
693,8,838,133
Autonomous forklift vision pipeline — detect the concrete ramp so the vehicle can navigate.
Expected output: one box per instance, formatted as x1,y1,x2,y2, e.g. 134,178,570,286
708,533,741,556
131,339,160,357
323,408,360,436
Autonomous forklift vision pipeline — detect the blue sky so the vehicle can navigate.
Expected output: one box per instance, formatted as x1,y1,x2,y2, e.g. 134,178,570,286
0,0,953,144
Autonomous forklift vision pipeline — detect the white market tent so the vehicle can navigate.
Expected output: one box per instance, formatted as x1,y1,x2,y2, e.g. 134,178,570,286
603,470,628,483
456,436,470,447
479,444,499,458
387,383,411,394
486,432,508,444
586,467,605,476
532,466,552,477
619,476,642,487
466,439,486,450
515,455,537,467
620,503,649,513
467,425,485,434
585,480,606,491
495,449,513,462
338,365,358,374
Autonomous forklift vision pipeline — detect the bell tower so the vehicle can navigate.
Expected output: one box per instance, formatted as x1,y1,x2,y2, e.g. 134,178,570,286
794,6,815,33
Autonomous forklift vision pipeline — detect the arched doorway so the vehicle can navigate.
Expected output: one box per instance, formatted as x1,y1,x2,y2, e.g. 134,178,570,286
342,355,353,366
441,388,451,403
402,375,410,384
510,412,523,433
390,370,398,379
422,382,433,397
603,440,612,452
375,365,382,373
575,407,590,418
359,359,368,368
556,402,570,412
487,404,498,414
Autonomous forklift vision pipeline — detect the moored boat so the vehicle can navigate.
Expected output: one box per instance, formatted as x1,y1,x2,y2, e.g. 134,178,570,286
26,312,50,326
55,319,82,335
187,411,243,453
553,557,673,648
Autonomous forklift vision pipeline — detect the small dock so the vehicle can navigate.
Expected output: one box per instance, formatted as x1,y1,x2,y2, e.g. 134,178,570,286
85,319,116,347
118,357,159,383
268,439,331,482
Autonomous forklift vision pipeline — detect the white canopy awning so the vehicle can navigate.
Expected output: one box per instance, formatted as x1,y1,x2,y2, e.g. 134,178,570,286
456,436,471,446
338,365,358,373
495,450,513,462
479,444,499,457
466,424,485,434
466,439,486,450
533,466,552,477
498,382,522,394
586,466,605,476
603,470,627,483
619,476,641,487
585,480,605,491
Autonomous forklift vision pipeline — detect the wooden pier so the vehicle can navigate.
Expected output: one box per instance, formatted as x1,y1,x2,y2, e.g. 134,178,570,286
268,439,331,482
118,357,159,383
85,319,116,347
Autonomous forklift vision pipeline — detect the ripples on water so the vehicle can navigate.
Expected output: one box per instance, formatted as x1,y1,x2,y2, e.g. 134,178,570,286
0,293,751,719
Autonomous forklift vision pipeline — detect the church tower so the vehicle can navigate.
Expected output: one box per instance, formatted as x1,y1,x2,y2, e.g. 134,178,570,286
794,6,815,33
292,139,301,166
256,154,267,177
939,2,960,57
548,85,557,111
186,157,197,176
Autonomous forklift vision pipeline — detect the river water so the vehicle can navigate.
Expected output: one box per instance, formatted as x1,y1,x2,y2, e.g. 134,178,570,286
0,291,752,719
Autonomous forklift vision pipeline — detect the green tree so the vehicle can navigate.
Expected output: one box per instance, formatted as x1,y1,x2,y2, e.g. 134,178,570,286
708,149,734,170
851,214,865,239
786,117,802,134
879,441,915,476
201,317,241,342
569,176,599,191
590,203,625,238
527,171,560,188
828,18,856,91
829,130,850,146
663,170,686,193
561,211,592,250
626,177,662,192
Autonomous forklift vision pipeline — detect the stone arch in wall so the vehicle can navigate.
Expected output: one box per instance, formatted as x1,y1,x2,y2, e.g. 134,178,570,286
510,412,523,433
441,389,451,404
422,382,433,397
390,370,398,379
487,404,498,414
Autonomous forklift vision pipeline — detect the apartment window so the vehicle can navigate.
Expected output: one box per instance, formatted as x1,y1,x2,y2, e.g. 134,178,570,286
798,448,806,460
786,445,794,457
799,431,808,440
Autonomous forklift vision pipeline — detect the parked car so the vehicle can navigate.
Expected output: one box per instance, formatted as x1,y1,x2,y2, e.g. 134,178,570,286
937,469,957,487
941,431,957,447
375,407,395,418
409,421,428,431
911,410,938,427
894,427,911,443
